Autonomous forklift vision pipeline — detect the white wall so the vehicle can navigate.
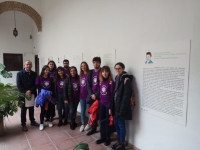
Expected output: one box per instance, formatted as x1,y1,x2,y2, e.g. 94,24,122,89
0,11,36,85
31,1,200,150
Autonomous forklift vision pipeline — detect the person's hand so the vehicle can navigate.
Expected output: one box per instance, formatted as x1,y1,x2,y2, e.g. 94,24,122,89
64,100,68,104
109,109,112,115
25,90,31,96
91,94,96,100
130,99,135,108
48,96,52,101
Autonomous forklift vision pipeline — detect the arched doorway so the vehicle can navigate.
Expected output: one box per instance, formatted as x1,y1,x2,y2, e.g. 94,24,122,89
0,1,42,32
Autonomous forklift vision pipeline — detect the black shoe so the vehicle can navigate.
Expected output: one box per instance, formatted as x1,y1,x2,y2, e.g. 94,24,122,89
96,137,106,144
111,141,120,149
22,125,28,132
50,118,54,122
115,142,125,150
58,120,63,127
70,122,75,130
104,138,111,146
31,121,39,127
86,127,96,136
63,119,68,125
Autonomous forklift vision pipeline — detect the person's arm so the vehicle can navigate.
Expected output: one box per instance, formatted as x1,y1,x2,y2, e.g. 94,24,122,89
63,77,71,103
87,71,93,97
16,72,26,93
109,81,115,109
35,76,41,93
120,79,132,115
30,73,37,96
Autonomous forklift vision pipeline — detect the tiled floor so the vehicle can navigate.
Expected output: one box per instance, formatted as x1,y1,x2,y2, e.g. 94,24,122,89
0,107,134,150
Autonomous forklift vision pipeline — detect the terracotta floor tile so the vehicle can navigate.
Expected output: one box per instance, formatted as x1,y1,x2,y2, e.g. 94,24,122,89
88,142,109,150
54,139,77,150
0,138,5,150
48,131,70,142
4,133,27,145
25,127,46,140
65,127,85,138
44,125,64,134
29,136,52,149
73,134,95,144
6,140,30,150
33,144,57,150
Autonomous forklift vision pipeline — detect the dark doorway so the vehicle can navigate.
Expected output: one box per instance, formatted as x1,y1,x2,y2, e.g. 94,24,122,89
35,55,39,75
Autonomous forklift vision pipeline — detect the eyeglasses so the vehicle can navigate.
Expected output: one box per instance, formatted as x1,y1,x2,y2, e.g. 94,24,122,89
115,68,122,70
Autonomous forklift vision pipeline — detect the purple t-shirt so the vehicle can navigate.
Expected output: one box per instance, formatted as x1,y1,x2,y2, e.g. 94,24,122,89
80,74,88,100
35,76,54,91
71,77,80,101
100,80,115,108
56,78,65,93
92,70,100,94
50,70,56,77
64,68,70,76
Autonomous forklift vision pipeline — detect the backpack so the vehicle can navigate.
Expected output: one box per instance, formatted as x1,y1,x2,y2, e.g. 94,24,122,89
73,143,89,150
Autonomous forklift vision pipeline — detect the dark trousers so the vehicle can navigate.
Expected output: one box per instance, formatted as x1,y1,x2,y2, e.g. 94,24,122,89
99,103,110,138
40,102,53,124
69,101,79,123
57,93,65,120
21,104,35,126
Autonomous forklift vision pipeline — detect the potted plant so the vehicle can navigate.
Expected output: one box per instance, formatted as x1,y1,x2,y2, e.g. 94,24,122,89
0,63,27,136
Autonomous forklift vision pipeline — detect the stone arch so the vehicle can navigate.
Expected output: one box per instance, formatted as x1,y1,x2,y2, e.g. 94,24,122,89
0,1,42,32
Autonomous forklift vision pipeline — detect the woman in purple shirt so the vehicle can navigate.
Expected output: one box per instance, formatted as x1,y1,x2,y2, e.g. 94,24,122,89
79,62,90,132
35,65,55,130
96,66,114,146
47,60,57,121
69,66,80,130
54,66,67,127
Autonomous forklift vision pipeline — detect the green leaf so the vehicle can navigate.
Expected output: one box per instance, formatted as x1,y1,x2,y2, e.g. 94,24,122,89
0,63,5,71
0,70,12,78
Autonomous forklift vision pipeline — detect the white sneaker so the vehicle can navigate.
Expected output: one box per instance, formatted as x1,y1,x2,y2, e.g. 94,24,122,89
84,124,91,131
47,122,53,127
79,125,85,132
39,124,44,130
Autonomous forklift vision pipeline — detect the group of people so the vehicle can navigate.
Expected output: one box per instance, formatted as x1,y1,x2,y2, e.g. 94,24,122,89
16,57,135,150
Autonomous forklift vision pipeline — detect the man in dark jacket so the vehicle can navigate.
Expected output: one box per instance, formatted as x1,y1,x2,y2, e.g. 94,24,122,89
85,57,101,135
16,60,39,131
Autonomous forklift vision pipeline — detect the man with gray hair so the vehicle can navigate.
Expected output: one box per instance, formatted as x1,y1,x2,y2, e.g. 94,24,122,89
16,60,39,131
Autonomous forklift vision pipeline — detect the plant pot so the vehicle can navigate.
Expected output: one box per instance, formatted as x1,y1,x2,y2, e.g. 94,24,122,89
0,116,4,137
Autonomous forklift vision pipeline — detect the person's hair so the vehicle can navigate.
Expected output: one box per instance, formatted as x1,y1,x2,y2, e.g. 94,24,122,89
114,62,125,69
47,60,57,71
80,61,89,78
92,57,101,63
146,52,152,57
69,66,79,79
99,66,113,82
24,60,32,65
54,66,67,83
40,65,50,77
63,59,69,63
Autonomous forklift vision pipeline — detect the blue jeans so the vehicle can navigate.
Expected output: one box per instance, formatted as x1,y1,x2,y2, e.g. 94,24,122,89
114,117,126,142
57,93,69,120
80,99,90,125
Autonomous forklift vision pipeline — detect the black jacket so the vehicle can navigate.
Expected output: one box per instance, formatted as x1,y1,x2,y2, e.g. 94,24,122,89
113,72,133,120
16,69,37,101
63,76,72,102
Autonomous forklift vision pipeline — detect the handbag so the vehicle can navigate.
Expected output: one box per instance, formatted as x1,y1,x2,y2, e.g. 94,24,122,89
109,115,114,126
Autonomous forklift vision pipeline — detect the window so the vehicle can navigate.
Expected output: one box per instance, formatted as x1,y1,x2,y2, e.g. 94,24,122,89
3,53,23,71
